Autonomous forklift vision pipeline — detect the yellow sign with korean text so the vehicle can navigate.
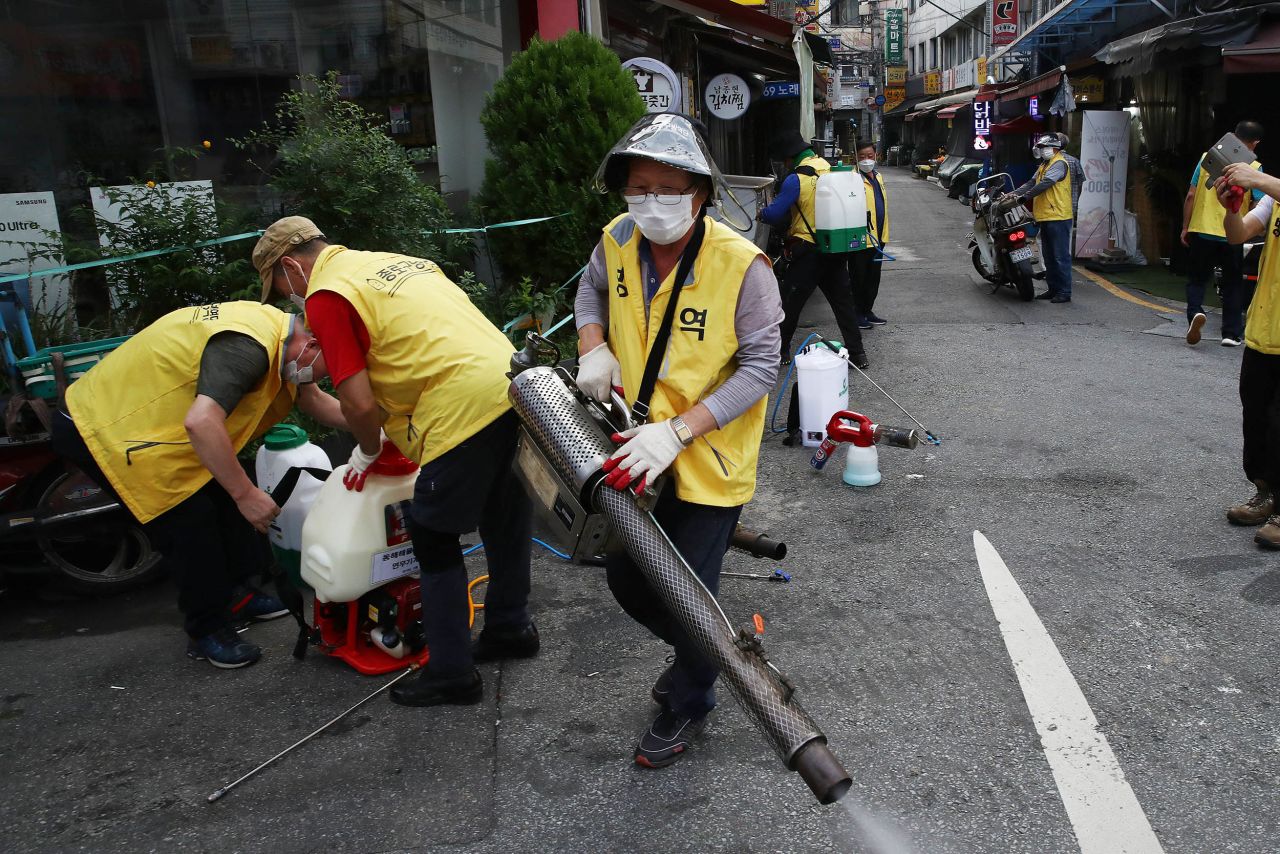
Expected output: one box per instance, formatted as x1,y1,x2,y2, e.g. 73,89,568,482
887,66,906,85
1071,76,1104,103
976,56,987,84
884,88,906,112
925,72,941,95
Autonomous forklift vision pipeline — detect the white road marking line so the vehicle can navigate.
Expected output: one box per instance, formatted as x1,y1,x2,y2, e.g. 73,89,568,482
972,531,1165,854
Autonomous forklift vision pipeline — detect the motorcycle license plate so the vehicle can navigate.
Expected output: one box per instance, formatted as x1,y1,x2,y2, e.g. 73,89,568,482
1009,247,1033,263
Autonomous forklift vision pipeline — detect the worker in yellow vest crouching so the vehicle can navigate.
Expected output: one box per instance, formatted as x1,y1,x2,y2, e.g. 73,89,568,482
575,113,783,769
51,302,348,668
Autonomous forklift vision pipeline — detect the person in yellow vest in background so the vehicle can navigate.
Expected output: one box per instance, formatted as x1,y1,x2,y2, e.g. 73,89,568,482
575,113,783,768
760,129,869,368
51,302,348,668
1218,164,1280,547
1010,134,1075,303
848,139,891,328
253,216,535,709
1181,120,1265,347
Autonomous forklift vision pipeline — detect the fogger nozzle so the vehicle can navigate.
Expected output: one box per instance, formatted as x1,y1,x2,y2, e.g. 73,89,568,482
793,740,853,804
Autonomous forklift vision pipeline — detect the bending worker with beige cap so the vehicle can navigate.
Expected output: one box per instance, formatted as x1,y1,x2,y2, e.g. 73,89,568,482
252,217,536,708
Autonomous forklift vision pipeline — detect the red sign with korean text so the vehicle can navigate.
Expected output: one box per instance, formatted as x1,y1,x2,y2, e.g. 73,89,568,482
992,0,1019,47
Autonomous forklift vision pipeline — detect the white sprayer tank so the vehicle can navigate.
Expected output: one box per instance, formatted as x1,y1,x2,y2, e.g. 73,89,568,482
255,424,332,560
813,167,869,253
795,342,849,448
300,442,421,603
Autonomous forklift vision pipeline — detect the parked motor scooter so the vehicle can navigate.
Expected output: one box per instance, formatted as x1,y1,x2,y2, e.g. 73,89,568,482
0,429,162,594
969,173,1037,301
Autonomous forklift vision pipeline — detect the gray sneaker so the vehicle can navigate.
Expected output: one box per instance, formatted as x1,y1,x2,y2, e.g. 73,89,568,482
1228,481,1273,526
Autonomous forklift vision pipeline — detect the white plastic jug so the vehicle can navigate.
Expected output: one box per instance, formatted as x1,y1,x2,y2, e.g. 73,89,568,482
813,167,870,253
795,343,849,448
300,443,421,603
256,424,332,557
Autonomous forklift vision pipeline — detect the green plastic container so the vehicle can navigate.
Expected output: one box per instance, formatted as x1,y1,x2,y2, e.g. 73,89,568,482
16,336,130,400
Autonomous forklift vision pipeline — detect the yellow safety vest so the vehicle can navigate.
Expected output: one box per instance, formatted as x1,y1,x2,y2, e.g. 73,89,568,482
1032,152,1073,223
67,302,295,523
788,155,832,244
1188,152,1261,238
306,245,512,465
1246,203,1280,354
864,170,891,245
602,214,768,507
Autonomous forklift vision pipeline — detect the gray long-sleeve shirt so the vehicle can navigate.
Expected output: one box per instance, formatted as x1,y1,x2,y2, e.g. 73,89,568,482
574,239,783,429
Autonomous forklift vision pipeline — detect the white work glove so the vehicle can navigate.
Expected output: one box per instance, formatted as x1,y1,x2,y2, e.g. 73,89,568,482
576,342,623,402
602,419,687,492
343,439,382,492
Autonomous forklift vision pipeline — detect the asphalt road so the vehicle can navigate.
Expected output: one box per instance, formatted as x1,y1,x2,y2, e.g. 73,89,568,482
2,168,1276,854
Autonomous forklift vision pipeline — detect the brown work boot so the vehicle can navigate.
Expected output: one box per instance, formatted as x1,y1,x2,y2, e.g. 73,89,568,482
1227,481,1273,526
1256,515,1280,549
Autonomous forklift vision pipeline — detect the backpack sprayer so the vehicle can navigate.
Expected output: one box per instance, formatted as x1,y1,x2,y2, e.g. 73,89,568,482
504,333,851,805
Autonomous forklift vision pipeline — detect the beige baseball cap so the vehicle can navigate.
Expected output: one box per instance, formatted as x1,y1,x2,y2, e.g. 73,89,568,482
252,216,324,302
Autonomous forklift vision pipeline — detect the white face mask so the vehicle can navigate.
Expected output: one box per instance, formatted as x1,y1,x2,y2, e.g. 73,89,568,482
283,263,308,311
282,342,321,385
626,195,697,245
1040,147,1057,159
858,159,876,173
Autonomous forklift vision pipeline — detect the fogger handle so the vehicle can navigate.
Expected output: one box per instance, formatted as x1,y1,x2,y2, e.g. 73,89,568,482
731,525,787,560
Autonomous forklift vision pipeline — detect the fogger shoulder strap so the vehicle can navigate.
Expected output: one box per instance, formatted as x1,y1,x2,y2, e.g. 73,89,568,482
632,219,706,425
791,165,820,245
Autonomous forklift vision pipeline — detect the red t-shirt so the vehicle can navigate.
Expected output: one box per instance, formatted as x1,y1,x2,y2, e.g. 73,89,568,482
304,291,370,388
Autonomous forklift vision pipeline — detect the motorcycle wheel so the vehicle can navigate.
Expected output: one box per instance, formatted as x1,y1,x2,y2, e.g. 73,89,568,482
971,246,1001,286
1013,259,1035,301
35,471,164,593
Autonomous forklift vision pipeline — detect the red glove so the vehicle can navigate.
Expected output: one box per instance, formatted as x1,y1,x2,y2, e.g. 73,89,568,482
342,444,380,492
1225,185,1245,215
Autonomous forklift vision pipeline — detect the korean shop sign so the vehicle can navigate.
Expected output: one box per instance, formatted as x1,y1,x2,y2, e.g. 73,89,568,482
884,9,905,65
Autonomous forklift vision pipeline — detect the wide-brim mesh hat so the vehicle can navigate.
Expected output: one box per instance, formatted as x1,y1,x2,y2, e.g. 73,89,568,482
593,113,750,229
253,216,325,302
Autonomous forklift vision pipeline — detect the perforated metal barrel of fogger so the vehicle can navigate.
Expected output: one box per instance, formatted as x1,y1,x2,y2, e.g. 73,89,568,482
509,367,851,804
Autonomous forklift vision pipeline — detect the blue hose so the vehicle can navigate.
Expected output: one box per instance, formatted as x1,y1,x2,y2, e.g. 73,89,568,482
461,538,572,560
769,333,820,434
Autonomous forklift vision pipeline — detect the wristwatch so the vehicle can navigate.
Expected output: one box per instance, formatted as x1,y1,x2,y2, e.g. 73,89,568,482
670,416,695,447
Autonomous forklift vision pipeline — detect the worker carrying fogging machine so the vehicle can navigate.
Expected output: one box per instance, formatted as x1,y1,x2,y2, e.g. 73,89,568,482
507,331,851,805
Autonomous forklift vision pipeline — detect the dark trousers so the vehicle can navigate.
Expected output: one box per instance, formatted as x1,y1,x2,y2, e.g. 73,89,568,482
1239,347,1280,487
1040,219,1074,297
605,489,742,719
779,240,864,358
51,412,267,638
407,411,533,678
1187,234,1247,339
847,246,883,316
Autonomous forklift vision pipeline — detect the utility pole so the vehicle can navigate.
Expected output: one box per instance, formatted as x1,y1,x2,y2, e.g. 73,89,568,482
870,0,884,155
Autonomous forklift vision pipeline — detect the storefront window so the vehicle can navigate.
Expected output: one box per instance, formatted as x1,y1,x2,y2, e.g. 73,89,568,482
0,1,518,212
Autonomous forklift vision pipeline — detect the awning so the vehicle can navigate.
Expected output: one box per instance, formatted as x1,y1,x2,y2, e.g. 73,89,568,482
1094,4,1280,74
910,89,979,112
652,0,793,45
998,67,1066,102
988,0,1161,65
991,114,1047,136
1223,19,1280,73
905,108,937,122
936,105,962,119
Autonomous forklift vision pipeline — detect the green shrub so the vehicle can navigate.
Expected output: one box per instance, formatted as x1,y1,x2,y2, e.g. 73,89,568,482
476,32,645,299
237,73,463,272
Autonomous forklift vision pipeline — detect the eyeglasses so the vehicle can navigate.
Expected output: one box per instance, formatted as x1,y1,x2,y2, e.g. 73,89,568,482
621,184,696,206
